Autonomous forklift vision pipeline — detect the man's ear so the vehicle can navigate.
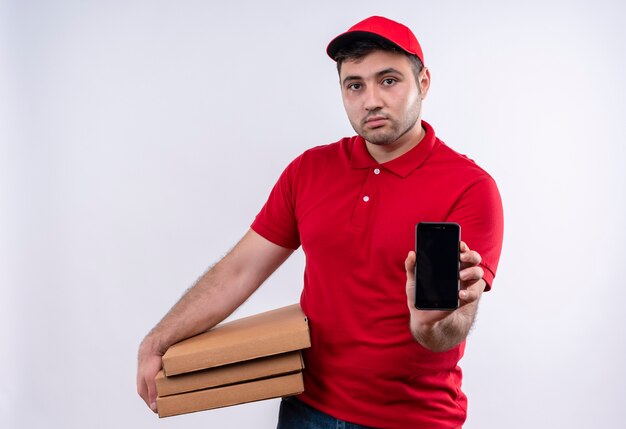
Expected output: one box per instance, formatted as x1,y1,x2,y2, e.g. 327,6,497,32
419,67,431,99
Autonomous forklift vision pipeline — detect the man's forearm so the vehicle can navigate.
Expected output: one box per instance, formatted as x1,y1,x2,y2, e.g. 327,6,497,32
135,258,247,414
140,259,248,355
137,230,293,412
140,229,294,355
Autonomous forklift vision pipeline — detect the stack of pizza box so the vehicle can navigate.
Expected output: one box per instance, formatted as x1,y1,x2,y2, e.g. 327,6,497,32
155,304,310,418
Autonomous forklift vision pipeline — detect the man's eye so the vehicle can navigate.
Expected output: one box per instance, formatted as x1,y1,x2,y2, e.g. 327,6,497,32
382,78,396,86
348,83,362,91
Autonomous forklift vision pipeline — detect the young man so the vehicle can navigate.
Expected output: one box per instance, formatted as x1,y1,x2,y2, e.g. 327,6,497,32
137,16,503,428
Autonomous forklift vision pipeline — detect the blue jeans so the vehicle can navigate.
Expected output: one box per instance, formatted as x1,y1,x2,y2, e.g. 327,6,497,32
277,396,377,429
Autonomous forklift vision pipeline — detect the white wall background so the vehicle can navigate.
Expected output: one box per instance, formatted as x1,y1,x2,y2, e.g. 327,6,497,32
2,0,625,428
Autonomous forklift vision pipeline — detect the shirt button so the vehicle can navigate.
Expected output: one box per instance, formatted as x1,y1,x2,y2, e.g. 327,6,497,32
363,196,370,202
374,168,381,175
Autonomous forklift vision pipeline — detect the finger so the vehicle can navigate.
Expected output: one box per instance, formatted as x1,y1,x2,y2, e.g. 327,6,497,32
137,375,148,406
460,250,481,268
405,251,416,307
147,376,158,413
137,370,157,413
459,242,481,270
405,251,416,283
460,266,484,282
459,279,486,303
459,285,480,303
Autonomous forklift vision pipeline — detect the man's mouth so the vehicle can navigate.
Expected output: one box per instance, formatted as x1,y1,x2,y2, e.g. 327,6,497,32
364,115,388,128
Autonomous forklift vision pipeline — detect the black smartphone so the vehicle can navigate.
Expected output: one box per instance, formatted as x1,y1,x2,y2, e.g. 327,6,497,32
415,222,461,310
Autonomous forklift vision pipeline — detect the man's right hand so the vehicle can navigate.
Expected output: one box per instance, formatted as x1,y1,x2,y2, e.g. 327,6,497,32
136,340,164,413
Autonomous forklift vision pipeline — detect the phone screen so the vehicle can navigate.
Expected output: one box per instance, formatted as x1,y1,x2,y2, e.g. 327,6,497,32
415,222,460,310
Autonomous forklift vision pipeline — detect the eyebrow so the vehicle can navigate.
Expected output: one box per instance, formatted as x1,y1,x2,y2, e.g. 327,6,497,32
341,67,405,86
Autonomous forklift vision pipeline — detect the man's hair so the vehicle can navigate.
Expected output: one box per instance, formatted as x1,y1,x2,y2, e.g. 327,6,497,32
334,38,424,83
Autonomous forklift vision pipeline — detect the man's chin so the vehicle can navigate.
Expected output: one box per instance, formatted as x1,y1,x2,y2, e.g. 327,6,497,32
353,122,401,145
361,132,396,146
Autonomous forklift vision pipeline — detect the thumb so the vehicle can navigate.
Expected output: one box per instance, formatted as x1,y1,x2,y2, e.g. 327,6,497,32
405,251,416,282
405,251,416,301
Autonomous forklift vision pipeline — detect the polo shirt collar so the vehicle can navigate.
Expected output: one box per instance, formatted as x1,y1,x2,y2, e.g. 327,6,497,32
350,120,437,178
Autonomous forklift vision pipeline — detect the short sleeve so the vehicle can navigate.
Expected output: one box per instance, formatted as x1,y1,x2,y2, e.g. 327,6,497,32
251,155,303,250
446,175,504,290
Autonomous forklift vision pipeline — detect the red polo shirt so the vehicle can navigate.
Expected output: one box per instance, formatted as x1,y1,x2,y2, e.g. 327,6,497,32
251,121,503,428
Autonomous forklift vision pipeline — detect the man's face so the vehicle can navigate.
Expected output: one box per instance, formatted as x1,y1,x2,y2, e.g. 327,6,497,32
339,50,429,147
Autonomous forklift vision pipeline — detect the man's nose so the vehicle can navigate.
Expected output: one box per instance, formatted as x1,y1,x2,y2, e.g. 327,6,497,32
363,85,383,111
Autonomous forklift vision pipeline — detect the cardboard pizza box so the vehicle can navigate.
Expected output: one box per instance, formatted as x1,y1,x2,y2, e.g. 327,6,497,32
156,372,304,418
156,350,304,397
162,304,310,376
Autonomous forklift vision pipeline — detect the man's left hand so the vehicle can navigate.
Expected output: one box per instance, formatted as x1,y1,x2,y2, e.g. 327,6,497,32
404,241,486,351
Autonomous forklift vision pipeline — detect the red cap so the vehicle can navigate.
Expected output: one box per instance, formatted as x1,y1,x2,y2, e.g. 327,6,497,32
326,16,424,64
